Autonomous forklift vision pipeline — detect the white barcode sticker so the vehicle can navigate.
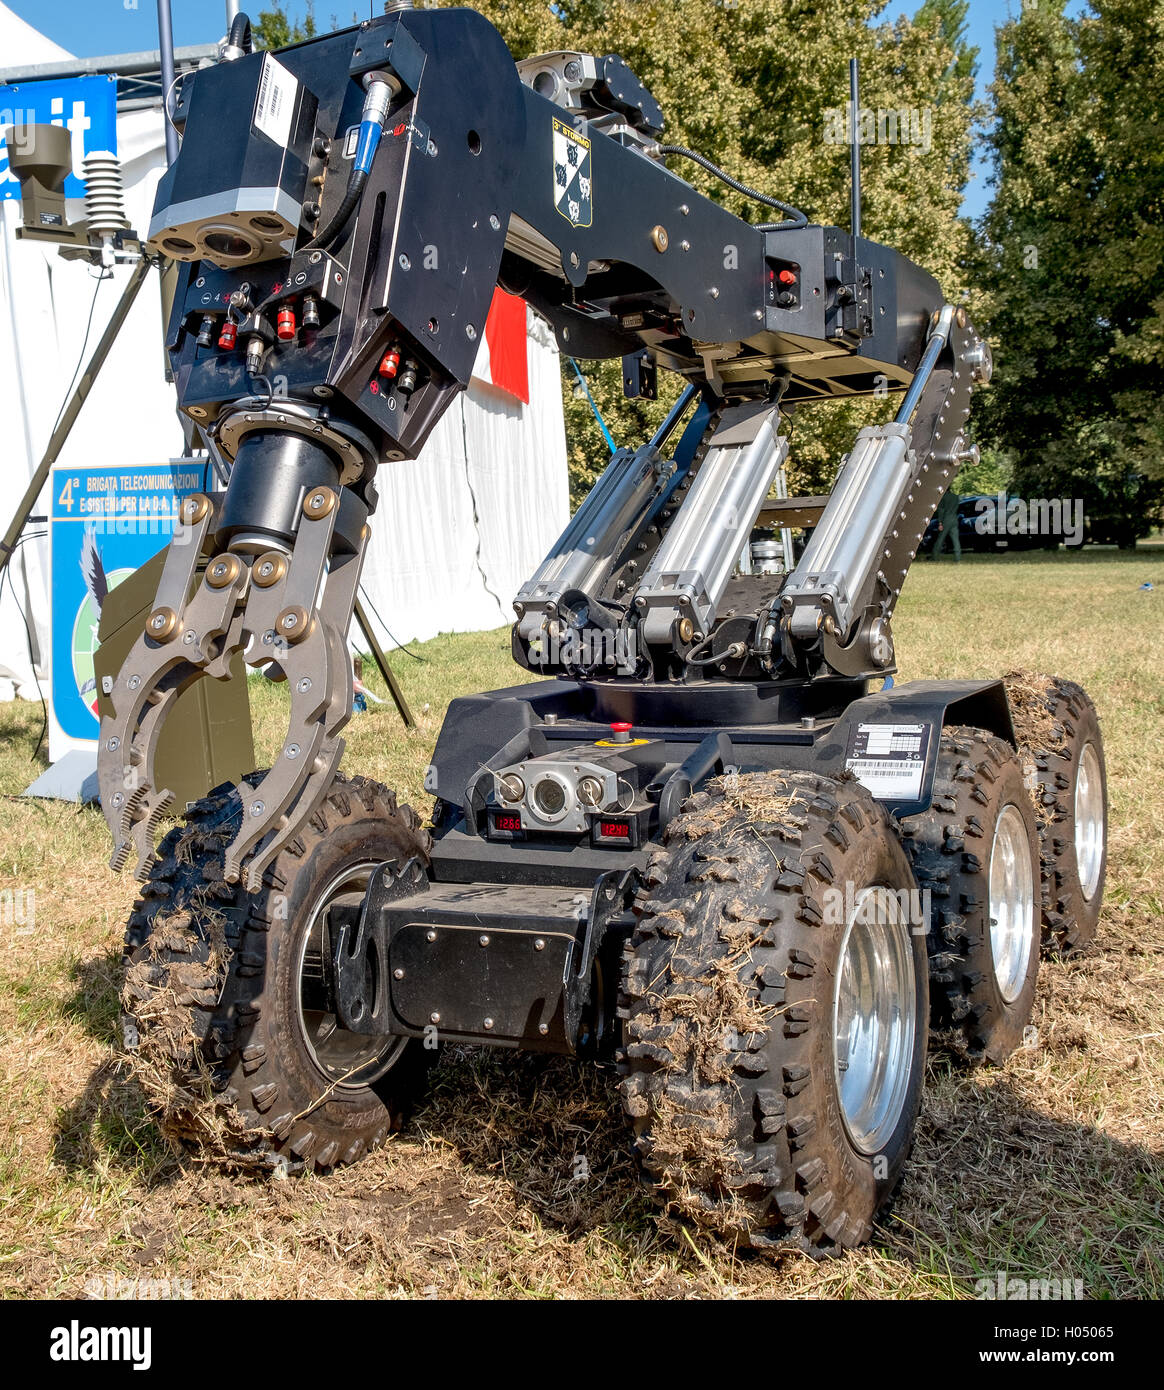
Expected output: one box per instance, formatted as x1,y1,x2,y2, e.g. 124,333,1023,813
845,722,930,801
253,53,298,148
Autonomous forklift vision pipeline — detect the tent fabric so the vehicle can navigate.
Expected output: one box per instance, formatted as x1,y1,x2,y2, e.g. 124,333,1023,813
0,9,569,705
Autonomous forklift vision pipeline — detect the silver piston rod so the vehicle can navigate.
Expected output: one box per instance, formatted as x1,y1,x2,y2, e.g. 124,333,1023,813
633,400,788,646
777,305,956,644
513,386,698,644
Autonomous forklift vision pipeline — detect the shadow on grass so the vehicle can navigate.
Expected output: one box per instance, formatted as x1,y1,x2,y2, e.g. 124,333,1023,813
53,950,1163,1295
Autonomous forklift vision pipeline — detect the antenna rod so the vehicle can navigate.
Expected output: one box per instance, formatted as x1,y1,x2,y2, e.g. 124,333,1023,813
849,57,862,240
157,0,179,166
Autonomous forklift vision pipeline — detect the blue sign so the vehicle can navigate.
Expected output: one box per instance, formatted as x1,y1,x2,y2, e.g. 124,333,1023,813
0,74,118,201
50,462,208,743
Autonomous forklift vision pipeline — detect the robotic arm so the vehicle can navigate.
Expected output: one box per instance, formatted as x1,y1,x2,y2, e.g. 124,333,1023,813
97,6,991,887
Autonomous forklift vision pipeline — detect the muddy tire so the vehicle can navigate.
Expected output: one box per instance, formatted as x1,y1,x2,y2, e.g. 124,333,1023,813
897,728,1040,1064
620,771,928,1252
122,771,433,1173
1022,678,1107,953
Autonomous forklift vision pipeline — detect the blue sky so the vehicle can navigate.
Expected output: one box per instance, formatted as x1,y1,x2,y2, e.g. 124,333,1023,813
8,0,1084,221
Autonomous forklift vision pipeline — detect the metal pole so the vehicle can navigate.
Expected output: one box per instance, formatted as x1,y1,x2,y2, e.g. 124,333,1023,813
0,256,155,579
849,58,862,241
225,0,240,23
157,0,179,166
353,597,417,728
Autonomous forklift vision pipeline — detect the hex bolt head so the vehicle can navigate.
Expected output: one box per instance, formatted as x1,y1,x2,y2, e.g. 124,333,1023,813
250,800,265,816
430,1012,441,1024
393,968,405,980
426,930,437,942
534,938,546,951
479,934,490,947
483,1018,494,1030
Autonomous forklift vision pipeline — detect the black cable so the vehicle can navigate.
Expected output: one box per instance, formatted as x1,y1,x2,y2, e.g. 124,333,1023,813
356,585,427,663
305,168,368,251
0,532,49,760
247,374,274,410
657,144,808,231
228,12,252,53
50,272,105,439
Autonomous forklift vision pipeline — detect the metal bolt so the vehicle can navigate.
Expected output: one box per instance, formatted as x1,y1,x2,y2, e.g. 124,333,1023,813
489,214,500,230
538,1024,548,1036
466,324,477,340
398,253,411,271
479,934,490,947
569,250,580,269
534,938,545,951
127,676,140,691
393,968,405,979
107,736,120,751
426,930,437,942
430,1012,441,1023
286,744,301,759
182,630,197,645
250,800,265,816
483,1017,494,1030
297,677,312,693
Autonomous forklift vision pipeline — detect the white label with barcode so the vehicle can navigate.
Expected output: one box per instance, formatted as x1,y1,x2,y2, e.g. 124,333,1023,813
253,54,298,148
844,722,930,801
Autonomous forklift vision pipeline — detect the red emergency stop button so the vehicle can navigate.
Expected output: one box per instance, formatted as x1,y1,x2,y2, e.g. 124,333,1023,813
778,269,797,284
610,721,633,743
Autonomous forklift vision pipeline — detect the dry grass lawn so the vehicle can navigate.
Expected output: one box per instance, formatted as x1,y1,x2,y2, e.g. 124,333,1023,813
0,547,1160,1299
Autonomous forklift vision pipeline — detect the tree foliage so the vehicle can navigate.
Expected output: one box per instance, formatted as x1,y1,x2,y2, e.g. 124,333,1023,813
453,0,977,502
975,0,1164,546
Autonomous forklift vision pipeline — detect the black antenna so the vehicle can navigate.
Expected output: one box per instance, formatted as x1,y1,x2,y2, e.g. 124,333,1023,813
849,57,862,240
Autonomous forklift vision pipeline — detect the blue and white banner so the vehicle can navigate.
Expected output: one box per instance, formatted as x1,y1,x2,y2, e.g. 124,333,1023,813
0,73,118,200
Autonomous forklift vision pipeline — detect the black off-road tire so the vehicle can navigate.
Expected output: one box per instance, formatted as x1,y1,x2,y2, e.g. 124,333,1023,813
620,771,928,1252
1018,677,1108,954
897,728,1040,1065
122,771,433,1173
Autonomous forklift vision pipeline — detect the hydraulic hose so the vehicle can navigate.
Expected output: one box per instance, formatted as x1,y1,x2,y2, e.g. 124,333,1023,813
657,144,808,232
306,70,399,251
228,12,253,54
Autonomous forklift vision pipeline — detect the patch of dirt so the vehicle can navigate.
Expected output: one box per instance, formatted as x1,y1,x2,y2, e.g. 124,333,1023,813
1004,668,1066,752
120,890,263,1165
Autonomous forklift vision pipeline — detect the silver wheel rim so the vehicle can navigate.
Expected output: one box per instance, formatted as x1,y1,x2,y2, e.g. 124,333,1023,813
988,803,1036,1002
833,887,917,1156
1074,741,1104,902
295,862,407,1090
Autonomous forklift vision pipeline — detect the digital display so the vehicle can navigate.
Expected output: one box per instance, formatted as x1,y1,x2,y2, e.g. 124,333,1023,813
494,813,522,833
598,819,631,839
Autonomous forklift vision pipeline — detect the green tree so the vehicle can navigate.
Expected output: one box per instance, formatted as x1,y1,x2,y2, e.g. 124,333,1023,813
253,3,317,50
975,0,1164,546
458,0,978,503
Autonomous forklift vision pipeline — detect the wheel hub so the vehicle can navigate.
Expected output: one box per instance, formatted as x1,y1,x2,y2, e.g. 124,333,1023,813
833,887,917,1156
1074,740,1104,902
988,803,1036,1002
296,862,408,1089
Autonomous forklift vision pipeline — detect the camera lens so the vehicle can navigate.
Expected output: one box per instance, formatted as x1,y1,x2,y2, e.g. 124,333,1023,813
532,777,567,818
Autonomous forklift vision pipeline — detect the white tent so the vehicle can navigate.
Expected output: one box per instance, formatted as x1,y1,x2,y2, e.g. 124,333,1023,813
0,5,569,713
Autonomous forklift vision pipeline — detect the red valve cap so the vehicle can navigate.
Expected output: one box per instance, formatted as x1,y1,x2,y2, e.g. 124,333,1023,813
276,308,296,341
